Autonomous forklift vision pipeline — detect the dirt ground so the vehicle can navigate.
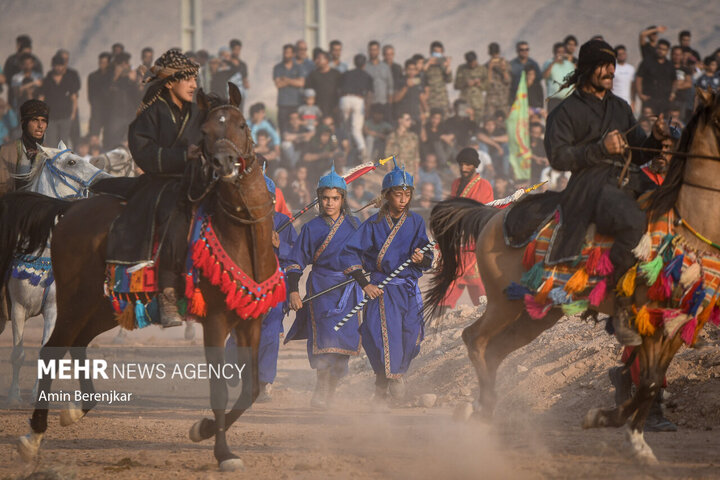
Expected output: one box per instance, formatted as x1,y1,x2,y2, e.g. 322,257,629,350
1,299,719,479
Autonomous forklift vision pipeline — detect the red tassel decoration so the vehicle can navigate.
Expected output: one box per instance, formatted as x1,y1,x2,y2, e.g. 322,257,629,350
585,247,602,275
588,278,607,307
524,294,551,319
220,270,232,294
680,317,697,345
596,250,614,276
523,240,537,270
191,239,204,264
185,273,195,299
225,284,238,309
647,274,669,301
210,261,222,285
189,288,207,317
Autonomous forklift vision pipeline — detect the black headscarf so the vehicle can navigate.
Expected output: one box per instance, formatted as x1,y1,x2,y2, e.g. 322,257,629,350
20,99,49,125
560,40,616,91
139,49,199,113
456,147,480,167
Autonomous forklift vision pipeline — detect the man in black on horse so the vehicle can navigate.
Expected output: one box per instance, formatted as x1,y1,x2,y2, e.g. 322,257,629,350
543,40,669,345
106,49,203,327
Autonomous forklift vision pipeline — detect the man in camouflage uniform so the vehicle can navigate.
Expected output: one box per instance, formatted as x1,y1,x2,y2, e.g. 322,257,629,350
485,43,511,117
423,41,452,114
384,112,420,178
454,51,488,122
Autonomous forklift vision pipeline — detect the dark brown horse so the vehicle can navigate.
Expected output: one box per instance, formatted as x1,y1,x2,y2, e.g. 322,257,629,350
426,89,720,464
1,84,275,471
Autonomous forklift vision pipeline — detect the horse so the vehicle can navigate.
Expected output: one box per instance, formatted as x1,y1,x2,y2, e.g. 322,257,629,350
0,84,276,472
2,143,109,406
425,89,720,464
89,145,138,177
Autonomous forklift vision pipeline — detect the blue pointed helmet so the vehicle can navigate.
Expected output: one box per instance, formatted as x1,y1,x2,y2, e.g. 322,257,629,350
317,164,347,191
382,157,414,191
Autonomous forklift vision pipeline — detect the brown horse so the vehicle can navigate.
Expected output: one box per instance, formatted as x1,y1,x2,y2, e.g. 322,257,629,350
426,89,720,464
0,84,275,471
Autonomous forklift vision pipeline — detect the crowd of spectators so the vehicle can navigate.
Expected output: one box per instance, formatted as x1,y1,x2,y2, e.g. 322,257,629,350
1,28,717,219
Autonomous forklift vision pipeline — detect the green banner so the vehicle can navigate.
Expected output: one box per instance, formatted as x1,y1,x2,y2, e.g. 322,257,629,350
506,71,532,180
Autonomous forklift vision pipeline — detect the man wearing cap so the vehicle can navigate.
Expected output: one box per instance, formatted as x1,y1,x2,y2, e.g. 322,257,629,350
542,39,668,345
439,148,494,313
105,49,203,328
340,162,433,407
285,166,363,409
227,172,297,401
0,99,49,195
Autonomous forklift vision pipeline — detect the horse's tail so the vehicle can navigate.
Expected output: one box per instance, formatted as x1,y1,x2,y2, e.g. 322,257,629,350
424,197,500,318
0,192,74,292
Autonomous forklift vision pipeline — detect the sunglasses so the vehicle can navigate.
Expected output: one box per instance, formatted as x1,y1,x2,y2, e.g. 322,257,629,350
518,48,530,52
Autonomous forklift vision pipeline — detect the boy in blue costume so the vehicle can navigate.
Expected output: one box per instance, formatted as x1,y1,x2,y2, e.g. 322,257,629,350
340,162,433,406
285,166,363,409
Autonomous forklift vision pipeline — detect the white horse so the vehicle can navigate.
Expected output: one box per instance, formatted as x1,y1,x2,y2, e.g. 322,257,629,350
89,145,138,177
5,141,110,405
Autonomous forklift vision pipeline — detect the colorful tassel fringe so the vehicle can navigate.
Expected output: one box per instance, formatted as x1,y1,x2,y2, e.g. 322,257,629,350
635,305,655,336
618,265,637,297
588,279,607,307
631,233,652,262
564,267,589,294
561,300,588,317
639,255,663,286
523,240,537,270
521,261,545,291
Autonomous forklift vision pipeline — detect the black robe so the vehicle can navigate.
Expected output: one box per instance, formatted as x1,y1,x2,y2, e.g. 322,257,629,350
504,89,660,263
106,93,203,264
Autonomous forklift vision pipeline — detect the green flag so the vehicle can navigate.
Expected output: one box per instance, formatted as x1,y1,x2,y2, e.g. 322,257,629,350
506,70,532,180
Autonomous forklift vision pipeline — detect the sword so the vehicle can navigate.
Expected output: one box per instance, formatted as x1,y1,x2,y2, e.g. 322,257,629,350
276,155,395,233
333,240,436,331
301,272,371,304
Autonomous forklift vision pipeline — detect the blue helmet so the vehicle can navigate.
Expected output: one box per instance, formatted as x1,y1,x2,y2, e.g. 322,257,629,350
317,164,347,191
264,175,276,196
382,158,413,192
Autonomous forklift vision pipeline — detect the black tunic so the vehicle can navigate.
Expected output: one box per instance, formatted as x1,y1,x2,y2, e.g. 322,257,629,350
106,92,204,264
505,89,660,263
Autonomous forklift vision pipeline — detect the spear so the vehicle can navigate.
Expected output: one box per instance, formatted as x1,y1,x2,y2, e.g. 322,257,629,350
276,155,395,232
333,240,437,331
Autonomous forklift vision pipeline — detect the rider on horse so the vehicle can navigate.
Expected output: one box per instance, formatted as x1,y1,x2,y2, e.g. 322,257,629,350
105,49,202,327
543,39,669,345
0,99,49,195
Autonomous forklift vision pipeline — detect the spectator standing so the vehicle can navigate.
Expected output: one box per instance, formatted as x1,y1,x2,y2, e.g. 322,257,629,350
636,39,676,115
228,39,250,99
338,54,374,159
104,52,138,148
136,47,154,84
612,45,635,108
196,50,211,92
420,108,444,158
328,40,348,73
485,43,511,117
363,103,393,159
696,56,720,91
385,112,420,178
305,50,341,118
392,59,426,130
273,44,305,135
417,152,444,200
248,102,281,147
87,52,112,142
281,110,312,167
298,89,322,132
0,98,19,143
39,53,80,148
295,40,315,78
423,41,452,113
529,122,548,184
365,40,394,120
678,30,701,64
442,99,478,149
671,45,693,121
454,51,488,122
509,41,542,109
383,45,404,104
639,25,667,60
10,53,42,111
542,42,575,112
4,35,43,109
564,35,578,64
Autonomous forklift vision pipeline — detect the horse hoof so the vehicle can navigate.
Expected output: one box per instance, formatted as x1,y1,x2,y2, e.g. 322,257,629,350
189,418,213,442
626,427,658,465
17,432,43,462
59,403,84,426
219,458,245,472
582,408,605,429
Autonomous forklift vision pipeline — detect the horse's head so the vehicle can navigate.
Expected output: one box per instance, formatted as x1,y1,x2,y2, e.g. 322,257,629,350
89,145,137,177
197,83,255,181
33,141,111,199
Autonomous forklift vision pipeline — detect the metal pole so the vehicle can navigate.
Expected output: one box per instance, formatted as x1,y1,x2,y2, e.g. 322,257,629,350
181,0,202,52
304,0,326,51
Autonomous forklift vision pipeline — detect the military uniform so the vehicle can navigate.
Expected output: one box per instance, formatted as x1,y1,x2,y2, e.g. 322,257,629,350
454,63,488,121
423,64,452,112
384,130,419,178
485,63,510,117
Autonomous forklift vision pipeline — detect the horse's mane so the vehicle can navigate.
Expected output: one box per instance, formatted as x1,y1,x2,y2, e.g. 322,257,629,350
646,104,706,220
12,149,48,190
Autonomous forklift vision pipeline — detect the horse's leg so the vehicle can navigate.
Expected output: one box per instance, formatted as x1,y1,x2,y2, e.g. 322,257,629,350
475,311,562,417
32,284,57,402
8,292,27,406
190,316,262,440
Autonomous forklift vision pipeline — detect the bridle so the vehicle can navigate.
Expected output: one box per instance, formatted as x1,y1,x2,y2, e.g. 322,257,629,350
43,149,105,199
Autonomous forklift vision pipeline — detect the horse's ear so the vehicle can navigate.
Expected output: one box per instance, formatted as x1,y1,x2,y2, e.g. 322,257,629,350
228,82,242,108
196,88,210,112
696,87,714,108
58,140,67,150
38,145,51,158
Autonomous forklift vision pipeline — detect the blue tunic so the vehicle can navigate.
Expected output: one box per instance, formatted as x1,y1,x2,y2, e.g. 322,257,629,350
339,211,431,379
226,212,297,385
284,214,363,375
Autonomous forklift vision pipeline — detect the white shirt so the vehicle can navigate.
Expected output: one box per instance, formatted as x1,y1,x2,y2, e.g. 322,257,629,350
612,62,636,106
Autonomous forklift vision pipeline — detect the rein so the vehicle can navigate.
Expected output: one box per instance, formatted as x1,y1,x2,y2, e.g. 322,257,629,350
625,145,720,162
44,149,105,199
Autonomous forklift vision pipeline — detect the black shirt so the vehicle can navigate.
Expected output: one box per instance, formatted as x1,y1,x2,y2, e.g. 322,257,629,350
305,68,342,116
395,76,424,120
41,69,81,120
339,69,373,97
441,116,478,148
637,58,675,102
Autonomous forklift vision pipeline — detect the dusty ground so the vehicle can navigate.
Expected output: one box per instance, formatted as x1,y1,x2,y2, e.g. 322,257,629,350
1,299,719,479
